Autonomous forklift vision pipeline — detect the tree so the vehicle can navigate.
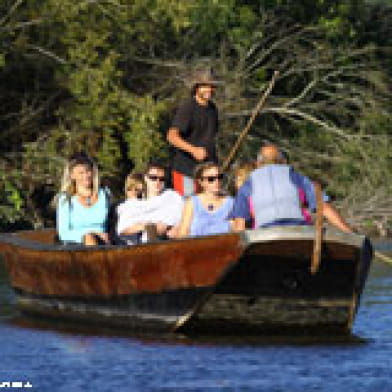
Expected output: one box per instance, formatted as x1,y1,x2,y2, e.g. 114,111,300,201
0,0,391,234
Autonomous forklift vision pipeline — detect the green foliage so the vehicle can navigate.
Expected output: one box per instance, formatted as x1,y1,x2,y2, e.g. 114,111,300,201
0,0,391,231
0,166,24,224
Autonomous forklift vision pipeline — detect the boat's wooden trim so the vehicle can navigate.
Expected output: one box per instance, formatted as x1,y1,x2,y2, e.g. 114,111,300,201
242,225,365,249
0,225,364,251
182,299,353,335
14,286,211,332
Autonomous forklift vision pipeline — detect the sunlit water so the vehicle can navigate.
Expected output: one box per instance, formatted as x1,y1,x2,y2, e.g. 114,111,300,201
1,245,392,392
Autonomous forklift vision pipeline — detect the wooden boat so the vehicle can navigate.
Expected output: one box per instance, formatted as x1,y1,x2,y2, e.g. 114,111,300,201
0,226,372,335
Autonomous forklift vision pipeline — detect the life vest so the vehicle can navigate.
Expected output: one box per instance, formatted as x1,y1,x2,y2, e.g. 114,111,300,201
250,164,304,228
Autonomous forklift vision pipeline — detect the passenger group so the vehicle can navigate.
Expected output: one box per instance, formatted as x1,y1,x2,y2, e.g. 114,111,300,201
56,67,352,246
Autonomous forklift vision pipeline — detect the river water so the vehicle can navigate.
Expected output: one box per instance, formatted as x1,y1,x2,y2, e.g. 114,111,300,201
1,247,392,392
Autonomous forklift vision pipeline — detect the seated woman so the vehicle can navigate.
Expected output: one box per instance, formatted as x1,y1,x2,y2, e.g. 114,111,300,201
177,162,234,237
116,162,184,244
56,153,110,246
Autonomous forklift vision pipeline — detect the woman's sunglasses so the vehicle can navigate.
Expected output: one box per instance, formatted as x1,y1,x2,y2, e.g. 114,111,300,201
147,174,165,182
201,173,224,183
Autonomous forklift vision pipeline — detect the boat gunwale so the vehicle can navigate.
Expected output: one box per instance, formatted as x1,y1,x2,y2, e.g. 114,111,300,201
0,226,367,254
0,229,242,253
242,226,366,249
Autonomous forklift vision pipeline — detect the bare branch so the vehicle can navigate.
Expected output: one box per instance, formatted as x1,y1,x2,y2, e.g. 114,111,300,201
0,0,23,26
0,19,43,32
261,107,351,139
27,44,67,65
284,79,318,108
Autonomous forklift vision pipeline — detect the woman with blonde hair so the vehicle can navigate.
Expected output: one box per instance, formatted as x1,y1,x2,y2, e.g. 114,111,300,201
177,162,234,237
56,153,110,246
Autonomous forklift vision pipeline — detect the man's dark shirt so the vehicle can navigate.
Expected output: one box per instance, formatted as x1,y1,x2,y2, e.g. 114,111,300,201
170,97,218,177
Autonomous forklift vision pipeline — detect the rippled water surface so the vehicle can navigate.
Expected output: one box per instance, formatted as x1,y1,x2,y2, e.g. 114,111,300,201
1,248,392,392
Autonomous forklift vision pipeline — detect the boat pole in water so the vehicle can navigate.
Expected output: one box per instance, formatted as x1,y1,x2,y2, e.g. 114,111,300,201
311,182,323,274
221,70,279,172
375,250,392,265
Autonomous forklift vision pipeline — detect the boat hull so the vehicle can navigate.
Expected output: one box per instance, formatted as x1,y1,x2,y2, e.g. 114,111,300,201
14,287,209,332
0,227,372,335
183,234,372,334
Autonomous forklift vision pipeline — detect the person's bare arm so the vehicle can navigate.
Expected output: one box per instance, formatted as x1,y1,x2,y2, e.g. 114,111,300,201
322,202,353,233
167,127,207,161
232,217,246,232
176,198,194,237
166,225,179,239
155,222,170,236
94,232,110,244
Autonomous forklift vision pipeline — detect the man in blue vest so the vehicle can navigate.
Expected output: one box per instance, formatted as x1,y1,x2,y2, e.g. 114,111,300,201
231,144,352,232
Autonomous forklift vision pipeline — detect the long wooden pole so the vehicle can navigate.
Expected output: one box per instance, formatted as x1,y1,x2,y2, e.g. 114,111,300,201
310,182,323,274
222,70,279,172
375,250,392,265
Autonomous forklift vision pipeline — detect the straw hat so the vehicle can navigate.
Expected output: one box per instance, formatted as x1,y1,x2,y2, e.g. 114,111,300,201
189,67,222,89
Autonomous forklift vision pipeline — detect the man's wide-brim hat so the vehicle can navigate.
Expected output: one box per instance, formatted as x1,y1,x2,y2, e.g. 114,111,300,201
190,67,222,89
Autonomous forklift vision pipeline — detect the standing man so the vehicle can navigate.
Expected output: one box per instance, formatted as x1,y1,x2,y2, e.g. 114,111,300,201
167,67,220,196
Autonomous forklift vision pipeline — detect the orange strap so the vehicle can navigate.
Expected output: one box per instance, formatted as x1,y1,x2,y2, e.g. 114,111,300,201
172,170,184,196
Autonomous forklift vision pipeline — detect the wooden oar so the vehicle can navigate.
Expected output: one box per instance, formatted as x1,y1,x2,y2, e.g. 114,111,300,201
375,250,392,265
310,182,323,274
221,70,279,172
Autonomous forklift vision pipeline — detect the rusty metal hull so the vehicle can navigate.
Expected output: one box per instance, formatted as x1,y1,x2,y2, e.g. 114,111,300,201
0,227,372,335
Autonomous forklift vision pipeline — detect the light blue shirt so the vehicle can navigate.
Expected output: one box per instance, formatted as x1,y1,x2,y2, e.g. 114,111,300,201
190,195,234,237
56,188,110,243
